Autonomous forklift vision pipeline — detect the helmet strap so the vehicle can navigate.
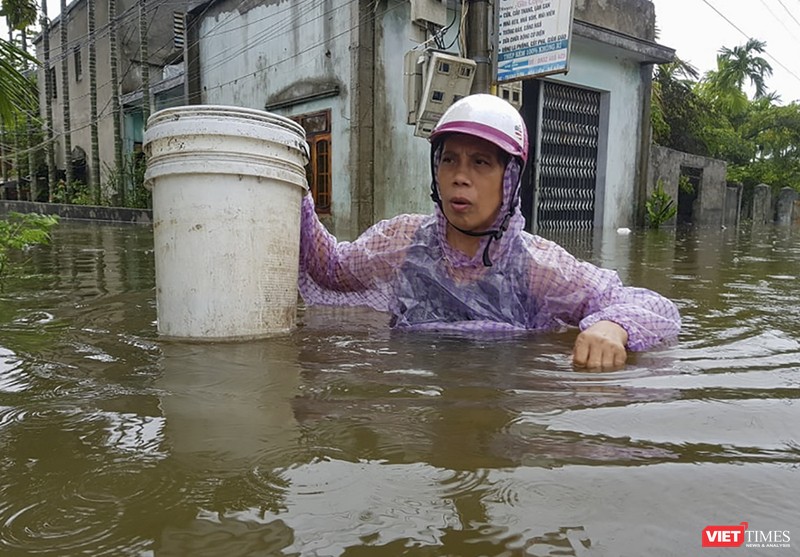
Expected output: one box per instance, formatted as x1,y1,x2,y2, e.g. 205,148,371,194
445,210,513,268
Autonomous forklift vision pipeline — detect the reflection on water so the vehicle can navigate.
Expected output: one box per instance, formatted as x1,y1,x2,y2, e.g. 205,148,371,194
0,221,798,556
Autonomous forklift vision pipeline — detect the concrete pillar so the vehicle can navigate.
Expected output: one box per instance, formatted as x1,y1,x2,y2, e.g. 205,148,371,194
352,0,375,235
723,184,741,227
751,183,771,225
775,187,798,226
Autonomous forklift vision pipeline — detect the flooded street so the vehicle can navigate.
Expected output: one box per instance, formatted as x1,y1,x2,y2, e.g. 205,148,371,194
0,221,798,556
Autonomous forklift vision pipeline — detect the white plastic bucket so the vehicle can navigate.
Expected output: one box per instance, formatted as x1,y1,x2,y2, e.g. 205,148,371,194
143,105,309,340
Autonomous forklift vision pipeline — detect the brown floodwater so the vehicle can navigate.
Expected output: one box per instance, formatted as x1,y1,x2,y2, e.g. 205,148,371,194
0,220,798,556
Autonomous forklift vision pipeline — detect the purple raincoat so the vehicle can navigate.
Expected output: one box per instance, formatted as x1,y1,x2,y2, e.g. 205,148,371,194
298,159,680,350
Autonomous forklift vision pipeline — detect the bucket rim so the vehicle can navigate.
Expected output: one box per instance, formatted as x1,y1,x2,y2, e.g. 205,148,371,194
146,105,306,137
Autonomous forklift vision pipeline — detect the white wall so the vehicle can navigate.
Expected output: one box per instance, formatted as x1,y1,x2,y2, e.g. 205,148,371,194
374,2,442,221
548,38,645,229
197,0,357,238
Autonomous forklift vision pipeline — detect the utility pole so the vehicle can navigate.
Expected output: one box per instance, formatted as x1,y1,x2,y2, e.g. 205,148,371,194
466,0,491,94
352,0,375,235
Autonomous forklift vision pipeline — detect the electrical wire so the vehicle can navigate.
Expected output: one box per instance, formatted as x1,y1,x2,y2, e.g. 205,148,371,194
699,0,800,85
203,0,407,98
756,0,796,37
8,0,228,128
458,0,468,58
2,0,406,159
198,0,339,79
433,5,459,50
776,0,800,29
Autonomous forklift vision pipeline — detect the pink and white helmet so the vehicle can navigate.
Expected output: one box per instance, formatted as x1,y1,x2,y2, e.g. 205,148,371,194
429,93,528,163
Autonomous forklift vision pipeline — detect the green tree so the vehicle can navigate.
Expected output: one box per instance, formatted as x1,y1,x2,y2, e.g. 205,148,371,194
651,57,723,156
0,0,38,121
0,38,37,121
729,100,800,191
716,39,773,99
0,212,59,289
652,39,800,205
699,39,773,117
0,0,36,29
651,58,698,144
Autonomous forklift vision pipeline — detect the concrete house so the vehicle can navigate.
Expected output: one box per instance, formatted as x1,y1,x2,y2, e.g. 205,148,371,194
34,0,188,193
184,0,673,239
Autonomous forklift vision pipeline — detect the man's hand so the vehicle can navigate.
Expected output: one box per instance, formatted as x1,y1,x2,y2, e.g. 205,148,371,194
572,320,628,371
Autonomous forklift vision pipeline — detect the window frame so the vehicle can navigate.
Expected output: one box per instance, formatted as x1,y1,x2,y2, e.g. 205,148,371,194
73,45,82,81
48,67,57,99
173,12,186,49
292,110,332,214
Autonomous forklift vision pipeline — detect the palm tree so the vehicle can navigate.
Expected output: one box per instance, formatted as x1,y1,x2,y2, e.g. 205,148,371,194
698,39,773,117
1,0,38,199
654,58,700,84
651,56,702,148
716,38,773,99
0,0,38,121
0,0,35,32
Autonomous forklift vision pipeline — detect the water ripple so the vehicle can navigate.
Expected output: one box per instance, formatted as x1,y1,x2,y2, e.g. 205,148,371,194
521,397,800,464
0,497,124,555
439,468,491,499
0,350,28,394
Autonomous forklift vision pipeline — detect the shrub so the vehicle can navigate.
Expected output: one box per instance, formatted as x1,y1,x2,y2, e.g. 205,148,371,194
646,179,677,228
0,212,59,289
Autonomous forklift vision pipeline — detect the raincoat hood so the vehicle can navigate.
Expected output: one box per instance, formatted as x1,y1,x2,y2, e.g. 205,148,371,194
430,142,526,268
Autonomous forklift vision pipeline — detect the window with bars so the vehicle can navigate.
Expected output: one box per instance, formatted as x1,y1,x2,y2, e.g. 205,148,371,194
292,110,332,213
173,12,185,49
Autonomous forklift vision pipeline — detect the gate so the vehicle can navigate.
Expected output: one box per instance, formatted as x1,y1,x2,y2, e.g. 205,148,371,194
535,81,601,231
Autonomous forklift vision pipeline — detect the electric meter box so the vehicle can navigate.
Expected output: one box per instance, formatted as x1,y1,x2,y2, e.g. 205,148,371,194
404,50,426,125
413,52,476,138
410,0,447,27
497,80,522,110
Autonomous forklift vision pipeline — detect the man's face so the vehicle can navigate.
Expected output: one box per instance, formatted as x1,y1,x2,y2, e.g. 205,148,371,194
437,134,506,233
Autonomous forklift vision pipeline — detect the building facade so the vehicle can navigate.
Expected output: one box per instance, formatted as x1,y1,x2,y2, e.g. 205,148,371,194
34,0,188,195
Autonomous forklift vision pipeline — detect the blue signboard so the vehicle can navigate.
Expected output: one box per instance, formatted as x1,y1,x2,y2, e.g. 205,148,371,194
495,0,575,83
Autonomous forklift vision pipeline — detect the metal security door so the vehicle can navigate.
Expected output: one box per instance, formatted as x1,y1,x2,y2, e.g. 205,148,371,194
535,82,600,231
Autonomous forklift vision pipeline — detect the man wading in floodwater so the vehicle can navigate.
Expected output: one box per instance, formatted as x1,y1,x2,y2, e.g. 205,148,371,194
297,94,681,370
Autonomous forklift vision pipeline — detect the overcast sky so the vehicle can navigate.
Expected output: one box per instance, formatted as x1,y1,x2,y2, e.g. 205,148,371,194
5,0,800,104
651,0,800,104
